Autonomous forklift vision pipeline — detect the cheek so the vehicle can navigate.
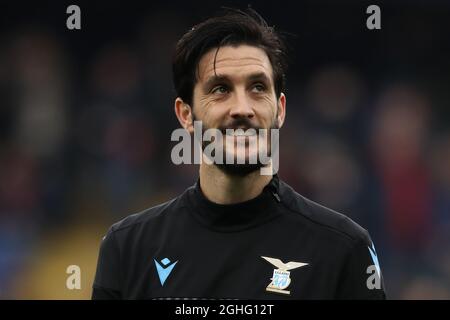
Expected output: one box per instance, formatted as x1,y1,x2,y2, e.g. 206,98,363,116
195,96,229,126
256,96,278,125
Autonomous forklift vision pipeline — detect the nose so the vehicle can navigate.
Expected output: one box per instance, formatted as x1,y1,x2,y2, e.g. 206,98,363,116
229,90,255,119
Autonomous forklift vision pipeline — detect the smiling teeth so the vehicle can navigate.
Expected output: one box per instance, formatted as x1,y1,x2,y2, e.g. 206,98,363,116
226,131,257,137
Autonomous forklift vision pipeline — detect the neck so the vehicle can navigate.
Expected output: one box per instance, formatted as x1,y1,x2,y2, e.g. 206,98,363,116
199,163,272,205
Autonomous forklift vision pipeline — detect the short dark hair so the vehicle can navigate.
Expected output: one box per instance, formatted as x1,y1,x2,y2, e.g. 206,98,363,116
172,7,288,106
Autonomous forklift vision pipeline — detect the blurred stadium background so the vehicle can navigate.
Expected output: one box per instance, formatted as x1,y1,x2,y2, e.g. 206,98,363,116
0,0,449,299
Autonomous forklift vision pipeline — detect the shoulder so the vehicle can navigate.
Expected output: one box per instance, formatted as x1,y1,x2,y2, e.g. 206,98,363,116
106,186,192,236
278,179,372,247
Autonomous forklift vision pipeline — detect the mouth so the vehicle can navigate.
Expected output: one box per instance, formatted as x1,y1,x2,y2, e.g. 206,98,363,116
224,129,258,137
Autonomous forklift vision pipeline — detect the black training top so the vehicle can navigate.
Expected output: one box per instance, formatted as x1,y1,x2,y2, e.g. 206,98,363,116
92,175,386,299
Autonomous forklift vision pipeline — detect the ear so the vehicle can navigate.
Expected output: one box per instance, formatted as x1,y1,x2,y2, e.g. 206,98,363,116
174,97,194,133
276,93,286,128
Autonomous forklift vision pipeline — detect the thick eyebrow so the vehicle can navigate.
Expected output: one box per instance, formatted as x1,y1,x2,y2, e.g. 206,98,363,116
247,72,272,85
202,72,272,93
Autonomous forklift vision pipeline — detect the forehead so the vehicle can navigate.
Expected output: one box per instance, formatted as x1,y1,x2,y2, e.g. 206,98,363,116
196,45,273,83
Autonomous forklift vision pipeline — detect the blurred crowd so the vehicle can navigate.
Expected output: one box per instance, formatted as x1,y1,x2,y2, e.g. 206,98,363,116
0,3,449,299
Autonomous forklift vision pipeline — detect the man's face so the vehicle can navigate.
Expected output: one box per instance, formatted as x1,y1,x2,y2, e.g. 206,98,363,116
188,44,285,175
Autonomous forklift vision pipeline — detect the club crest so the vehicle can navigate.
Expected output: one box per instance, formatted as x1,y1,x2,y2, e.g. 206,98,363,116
261,256,308,295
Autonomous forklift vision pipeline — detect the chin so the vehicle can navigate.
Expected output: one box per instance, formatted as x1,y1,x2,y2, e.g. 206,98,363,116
215,162,264,177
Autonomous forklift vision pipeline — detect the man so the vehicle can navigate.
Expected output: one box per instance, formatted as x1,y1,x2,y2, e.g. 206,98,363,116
92,8,386,299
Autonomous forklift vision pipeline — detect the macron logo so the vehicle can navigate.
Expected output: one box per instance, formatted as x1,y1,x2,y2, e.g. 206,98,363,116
154,257,178,286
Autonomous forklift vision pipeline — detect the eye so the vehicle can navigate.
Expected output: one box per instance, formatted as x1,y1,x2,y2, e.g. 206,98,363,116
251,83,266,93
211,85,229,94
